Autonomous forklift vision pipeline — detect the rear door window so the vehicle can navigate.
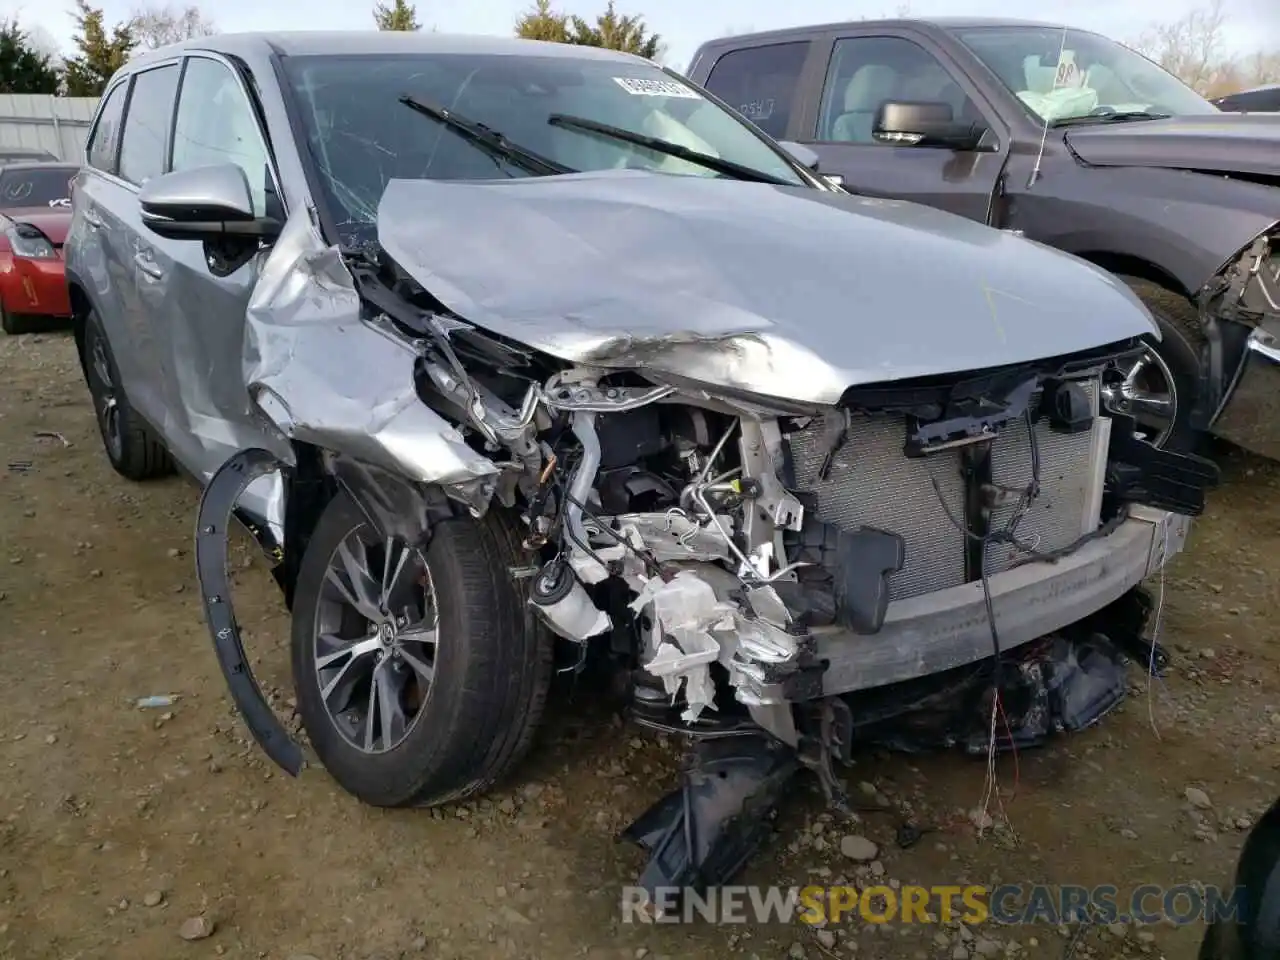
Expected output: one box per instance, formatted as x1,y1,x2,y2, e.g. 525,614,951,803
87,81,128,173
701,41,811,138
117,63,180,186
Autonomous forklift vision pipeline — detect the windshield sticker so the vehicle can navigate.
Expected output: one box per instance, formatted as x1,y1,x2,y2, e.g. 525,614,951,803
612,76,703,99
1053,51,1086,89
739,98,775,121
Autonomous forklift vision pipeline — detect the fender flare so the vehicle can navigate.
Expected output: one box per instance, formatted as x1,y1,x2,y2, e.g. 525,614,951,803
194,447,305,777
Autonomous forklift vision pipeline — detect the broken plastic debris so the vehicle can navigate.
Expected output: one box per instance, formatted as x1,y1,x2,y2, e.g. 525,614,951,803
632,571,736,722
136,695,177,709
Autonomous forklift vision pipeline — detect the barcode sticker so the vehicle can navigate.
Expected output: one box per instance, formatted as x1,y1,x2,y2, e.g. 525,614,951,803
613,76,703,99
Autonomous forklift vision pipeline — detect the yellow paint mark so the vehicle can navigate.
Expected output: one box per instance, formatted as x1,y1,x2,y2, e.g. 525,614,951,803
982,283,1006,344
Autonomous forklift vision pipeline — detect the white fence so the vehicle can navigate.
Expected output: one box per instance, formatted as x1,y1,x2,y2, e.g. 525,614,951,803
0,95,101,163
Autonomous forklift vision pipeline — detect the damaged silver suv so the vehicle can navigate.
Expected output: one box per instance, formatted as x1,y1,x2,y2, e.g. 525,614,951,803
66,32,1219,901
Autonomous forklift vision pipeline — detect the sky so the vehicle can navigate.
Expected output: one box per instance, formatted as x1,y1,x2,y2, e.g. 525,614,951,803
3,0,1277,71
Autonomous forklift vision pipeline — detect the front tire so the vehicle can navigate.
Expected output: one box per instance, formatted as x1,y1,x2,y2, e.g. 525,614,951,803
1,302,34,335
291,492,552,808
82,309,173,480
1116,276,1204,452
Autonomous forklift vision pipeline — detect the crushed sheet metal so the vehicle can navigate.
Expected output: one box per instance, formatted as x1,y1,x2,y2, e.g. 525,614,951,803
375,172,1157,405
244,204,499,490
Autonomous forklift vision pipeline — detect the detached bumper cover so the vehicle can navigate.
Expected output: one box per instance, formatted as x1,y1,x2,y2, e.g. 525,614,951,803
816,507,1188,695
1211,320,1280,460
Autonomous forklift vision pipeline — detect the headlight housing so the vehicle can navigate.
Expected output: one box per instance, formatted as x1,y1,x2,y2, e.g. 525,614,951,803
6,223,56,260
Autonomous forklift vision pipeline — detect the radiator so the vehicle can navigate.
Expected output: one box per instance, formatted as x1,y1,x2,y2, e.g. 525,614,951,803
783,378,1104,601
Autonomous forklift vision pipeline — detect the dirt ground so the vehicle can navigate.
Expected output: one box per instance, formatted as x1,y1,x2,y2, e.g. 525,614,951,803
2,329,1278,960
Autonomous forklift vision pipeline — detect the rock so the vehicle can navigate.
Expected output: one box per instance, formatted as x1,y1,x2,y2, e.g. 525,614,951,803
840,835,878,861
178,916,215,941
1185,786,1213,810
816,929,836,949
167,547,182,559
497,905,531,925
143,890,164,907
952,946,970,960
973,940,1001,957
1107,922,1128,938
1119,828,1139,840
788,943,807,960
870,860,885,877
1199,648,1216,659
969,808,994,830
45,734,58,745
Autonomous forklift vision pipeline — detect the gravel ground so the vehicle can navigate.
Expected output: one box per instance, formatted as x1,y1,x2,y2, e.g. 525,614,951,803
1,330,1278,960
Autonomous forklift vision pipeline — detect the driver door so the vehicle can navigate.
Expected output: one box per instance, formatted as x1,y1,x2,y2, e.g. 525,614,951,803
796,30,1008,225
150,53,289,482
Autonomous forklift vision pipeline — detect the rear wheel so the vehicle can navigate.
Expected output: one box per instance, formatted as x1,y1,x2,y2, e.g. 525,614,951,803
82,309,173,480
291,493,552,808
1107,277,1204,451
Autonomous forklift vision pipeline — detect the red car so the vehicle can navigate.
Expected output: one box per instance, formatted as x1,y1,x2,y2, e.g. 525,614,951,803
0,161,78,334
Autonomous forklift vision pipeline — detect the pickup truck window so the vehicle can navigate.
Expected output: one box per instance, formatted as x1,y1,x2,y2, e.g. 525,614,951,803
701,42,809,139
951,26,1219,124
817,36,982,143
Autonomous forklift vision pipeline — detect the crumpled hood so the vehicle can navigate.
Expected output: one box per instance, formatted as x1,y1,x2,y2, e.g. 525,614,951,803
376,171,1156,405
1064,113,1280,178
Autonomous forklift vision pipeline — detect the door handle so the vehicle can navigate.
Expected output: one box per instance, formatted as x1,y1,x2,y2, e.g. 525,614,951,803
133,251,164,280
82,209,104,228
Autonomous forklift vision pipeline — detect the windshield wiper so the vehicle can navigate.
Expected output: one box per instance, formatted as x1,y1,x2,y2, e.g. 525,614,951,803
399,95,575,177
546,113,794,186
1050,111,1173,127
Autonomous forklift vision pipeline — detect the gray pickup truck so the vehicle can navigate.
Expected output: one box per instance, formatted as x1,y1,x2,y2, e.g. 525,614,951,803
687,17,1280,459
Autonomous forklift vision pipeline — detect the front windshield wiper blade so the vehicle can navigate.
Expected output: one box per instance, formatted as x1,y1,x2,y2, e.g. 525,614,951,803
1050,111,1173,128
399,95,575,177
546,113,794,186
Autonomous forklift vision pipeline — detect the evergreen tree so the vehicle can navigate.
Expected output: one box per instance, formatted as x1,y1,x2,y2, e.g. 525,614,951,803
0,20,61,94
513,0,570,43
374,0,421,31
569,1,661,60
63,0,136,97
515,1,662,60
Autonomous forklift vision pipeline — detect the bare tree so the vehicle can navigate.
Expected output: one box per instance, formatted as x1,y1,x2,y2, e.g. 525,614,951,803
128,3,215,49
1132,0,1280,97
1131,0,1229,93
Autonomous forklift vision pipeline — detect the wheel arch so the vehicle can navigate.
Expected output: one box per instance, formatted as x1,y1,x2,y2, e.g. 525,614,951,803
1075,251,1191,300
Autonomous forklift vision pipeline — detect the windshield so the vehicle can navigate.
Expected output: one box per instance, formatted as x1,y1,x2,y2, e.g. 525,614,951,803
281,52,807,246
0,166,76,209
953,26,1220,124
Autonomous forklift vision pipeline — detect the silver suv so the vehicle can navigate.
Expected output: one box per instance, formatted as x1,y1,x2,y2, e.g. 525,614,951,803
65,31,1217,900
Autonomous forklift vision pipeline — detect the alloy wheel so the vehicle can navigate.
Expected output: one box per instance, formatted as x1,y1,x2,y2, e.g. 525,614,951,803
1101,346,1178,447
88,331,123,461
312,529,438,754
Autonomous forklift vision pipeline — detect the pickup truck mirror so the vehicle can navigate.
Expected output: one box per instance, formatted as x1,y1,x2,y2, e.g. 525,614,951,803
139,164,281,243
776,140,821,172
874,101,989,151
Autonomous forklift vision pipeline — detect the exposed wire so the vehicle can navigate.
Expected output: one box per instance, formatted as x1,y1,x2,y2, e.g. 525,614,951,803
1146,514,1169,740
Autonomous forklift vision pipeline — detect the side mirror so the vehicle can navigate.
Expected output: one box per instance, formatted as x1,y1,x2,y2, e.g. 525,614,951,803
776,140,820,172
139,164,280,242
874,101,989,151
